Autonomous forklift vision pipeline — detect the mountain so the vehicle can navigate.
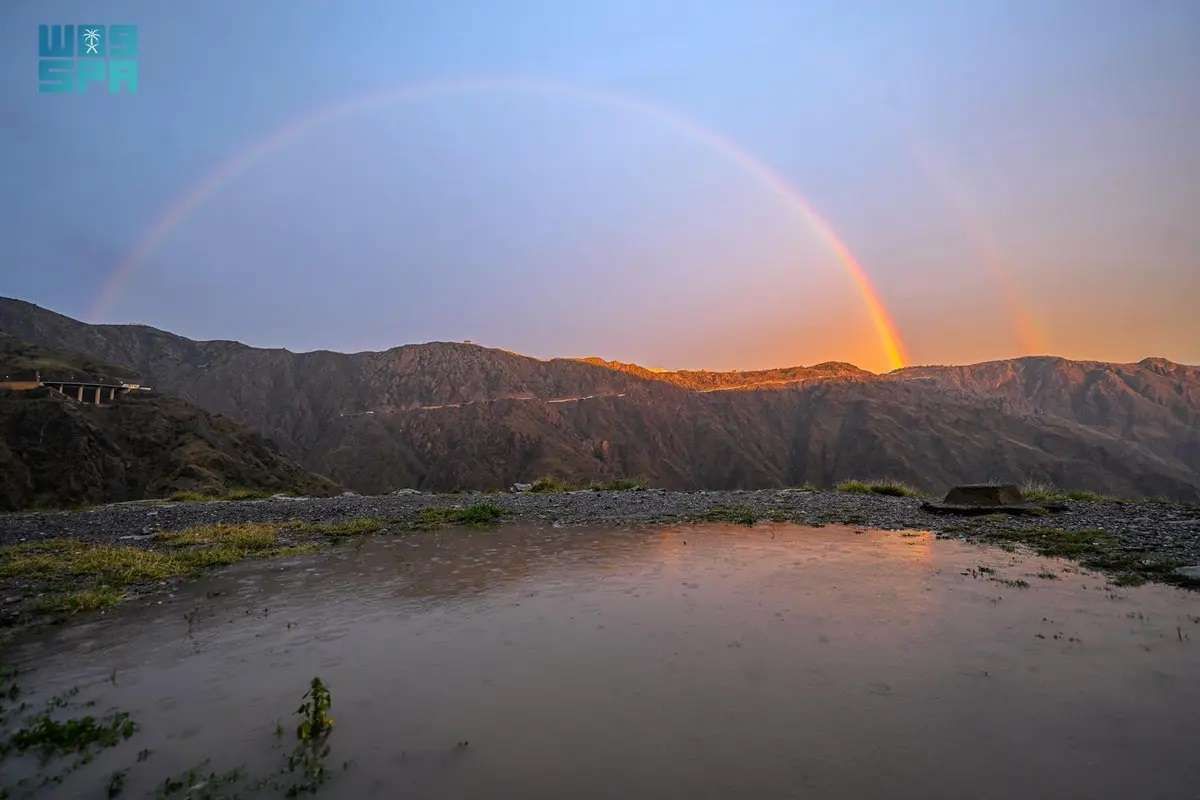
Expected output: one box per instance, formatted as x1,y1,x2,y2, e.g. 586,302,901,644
0,333,339,509
1,297,1198,501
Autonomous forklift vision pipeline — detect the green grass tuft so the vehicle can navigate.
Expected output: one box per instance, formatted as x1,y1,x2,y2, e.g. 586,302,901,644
836,479,921,498
155,522,281,551
414,502,506,529
979,526,1184,586
701,505,759,526
37,587,126,614
589,478,647,491
1020,481,1109,503
529,477,571,493
290,517,383,537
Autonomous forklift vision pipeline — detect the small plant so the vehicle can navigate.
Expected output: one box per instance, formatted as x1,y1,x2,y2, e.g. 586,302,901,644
836,479,920,498
414,502,506,529
287,677,335,796
589,478,646,491
529,477,571,493
167,490,210,503
7,711,137,761
38,587,126,614
1019,481,1109,503
107,768,129,798
296,678,333,742
702,506,758,526
292,518,383,537
992,578,1031,589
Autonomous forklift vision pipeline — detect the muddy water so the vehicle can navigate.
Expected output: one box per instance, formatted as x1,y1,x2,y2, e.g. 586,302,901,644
6,523,1200,799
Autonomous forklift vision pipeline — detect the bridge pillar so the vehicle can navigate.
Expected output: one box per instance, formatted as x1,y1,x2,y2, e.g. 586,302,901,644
109,387,115,401
77,385,83,402
94,386,102,405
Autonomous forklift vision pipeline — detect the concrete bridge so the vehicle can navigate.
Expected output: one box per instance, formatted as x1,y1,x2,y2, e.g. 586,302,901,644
0,371,150,406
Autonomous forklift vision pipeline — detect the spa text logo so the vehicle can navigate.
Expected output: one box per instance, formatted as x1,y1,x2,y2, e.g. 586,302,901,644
38,24,138,94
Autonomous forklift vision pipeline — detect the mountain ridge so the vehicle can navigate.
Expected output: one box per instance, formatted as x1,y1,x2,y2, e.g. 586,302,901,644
2,297,1198,501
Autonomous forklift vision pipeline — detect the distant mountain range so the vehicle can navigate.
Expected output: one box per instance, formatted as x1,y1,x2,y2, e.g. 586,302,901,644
2,297,1198,503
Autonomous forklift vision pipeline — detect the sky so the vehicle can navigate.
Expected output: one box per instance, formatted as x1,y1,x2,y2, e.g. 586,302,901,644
2,1,1198,372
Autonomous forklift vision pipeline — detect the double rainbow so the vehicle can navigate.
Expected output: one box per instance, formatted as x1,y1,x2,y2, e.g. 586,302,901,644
91,77,909,370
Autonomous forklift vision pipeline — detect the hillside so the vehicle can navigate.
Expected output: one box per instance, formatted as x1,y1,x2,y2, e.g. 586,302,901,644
0,334,339,509
2,297,1198,501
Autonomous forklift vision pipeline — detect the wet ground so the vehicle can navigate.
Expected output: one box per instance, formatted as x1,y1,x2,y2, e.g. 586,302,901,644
4,523,1200,798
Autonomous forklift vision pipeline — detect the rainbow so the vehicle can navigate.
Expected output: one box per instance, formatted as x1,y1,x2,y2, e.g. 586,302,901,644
909,142,1044,355
93,77,909,370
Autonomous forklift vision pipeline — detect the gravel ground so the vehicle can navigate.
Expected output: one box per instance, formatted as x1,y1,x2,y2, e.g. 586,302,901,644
2,488,1198,568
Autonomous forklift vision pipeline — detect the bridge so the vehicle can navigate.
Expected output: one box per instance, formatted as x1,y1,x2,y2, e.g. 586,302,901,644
0,371,151,406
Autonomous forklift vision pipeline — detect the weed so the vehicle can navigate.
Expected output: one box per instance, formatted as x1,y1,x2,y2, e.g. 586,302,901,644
836,479,921,498
296,678,333,742
701,506,758,526
291,518,383,537
589,478,646,491
414,503,506,529
155,523,280,551
287,678,335,797
37,587,126,614
167,490,210,503
1020,481,1109,503
107,768,128,798
529,477,571,493
980,526,1184,586
168,487,278,503
7,711,136,761
0,540,178,585
992,578,1031,589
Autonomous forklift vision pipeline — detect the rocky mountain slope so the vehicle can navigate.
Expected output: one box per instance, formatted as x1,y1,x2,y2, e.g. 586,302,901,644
2,297,1197,501
0,334,339,509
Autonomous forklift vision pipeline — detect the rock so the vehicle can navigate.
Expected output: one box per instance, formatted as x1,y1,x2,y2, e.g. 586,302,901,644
943,484,1023,506
511,483,533,493
391,488,421,495
1174,565,1200,580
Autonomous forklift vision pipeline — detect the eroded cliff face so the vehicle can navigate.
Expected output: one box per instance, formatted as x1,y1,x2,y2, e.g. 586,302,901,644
3,297,1198,501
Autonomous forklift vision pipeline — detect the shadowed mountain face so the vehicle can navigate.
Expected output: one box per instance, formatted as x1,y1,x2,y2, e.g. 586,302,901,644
2,297,1198,501
0,333,339,509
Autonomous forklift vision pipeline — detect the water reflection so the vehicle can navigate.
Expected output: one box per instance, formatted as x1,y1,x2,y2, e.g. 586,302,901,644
5,523,1200,799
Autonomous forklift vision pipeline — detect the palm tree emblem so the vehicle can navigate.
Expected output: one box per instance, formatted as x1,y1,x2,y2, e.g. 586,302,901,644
82,28,101,54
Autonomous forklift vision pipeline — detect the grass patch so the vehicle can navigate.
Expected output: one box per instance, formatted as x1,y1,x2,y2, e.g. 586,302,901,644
37,587,126,614
414,502,506,529
529,477,571,493
1019,481,1109,503
589,478,646,491
529,477,646,493
701,505,758,526
836,479,921,498
0,539,179,585
155,522,280,551
981,526,1184,586
992,577,1031,589
6,711,137,761
167,487,280,503
291,517,383,537
167,490,210,503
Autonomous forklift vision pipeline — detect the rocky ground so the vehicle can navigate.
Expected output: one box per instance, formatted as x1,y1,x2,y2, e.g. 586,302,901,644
1,488,1197,566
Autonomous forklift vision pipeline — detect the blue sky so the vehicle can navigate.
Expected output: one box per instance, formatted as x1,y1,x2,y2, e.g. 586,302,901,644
2,1,1198,370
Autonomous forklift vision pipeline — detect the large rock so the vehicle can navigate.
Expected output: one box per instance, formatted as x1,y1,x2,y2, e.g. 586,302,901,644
942,484,1024,507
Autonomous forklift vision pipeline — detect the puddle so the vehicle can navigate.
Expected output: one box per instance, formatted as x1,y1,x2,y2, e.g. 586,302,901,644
4,523,1199,798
